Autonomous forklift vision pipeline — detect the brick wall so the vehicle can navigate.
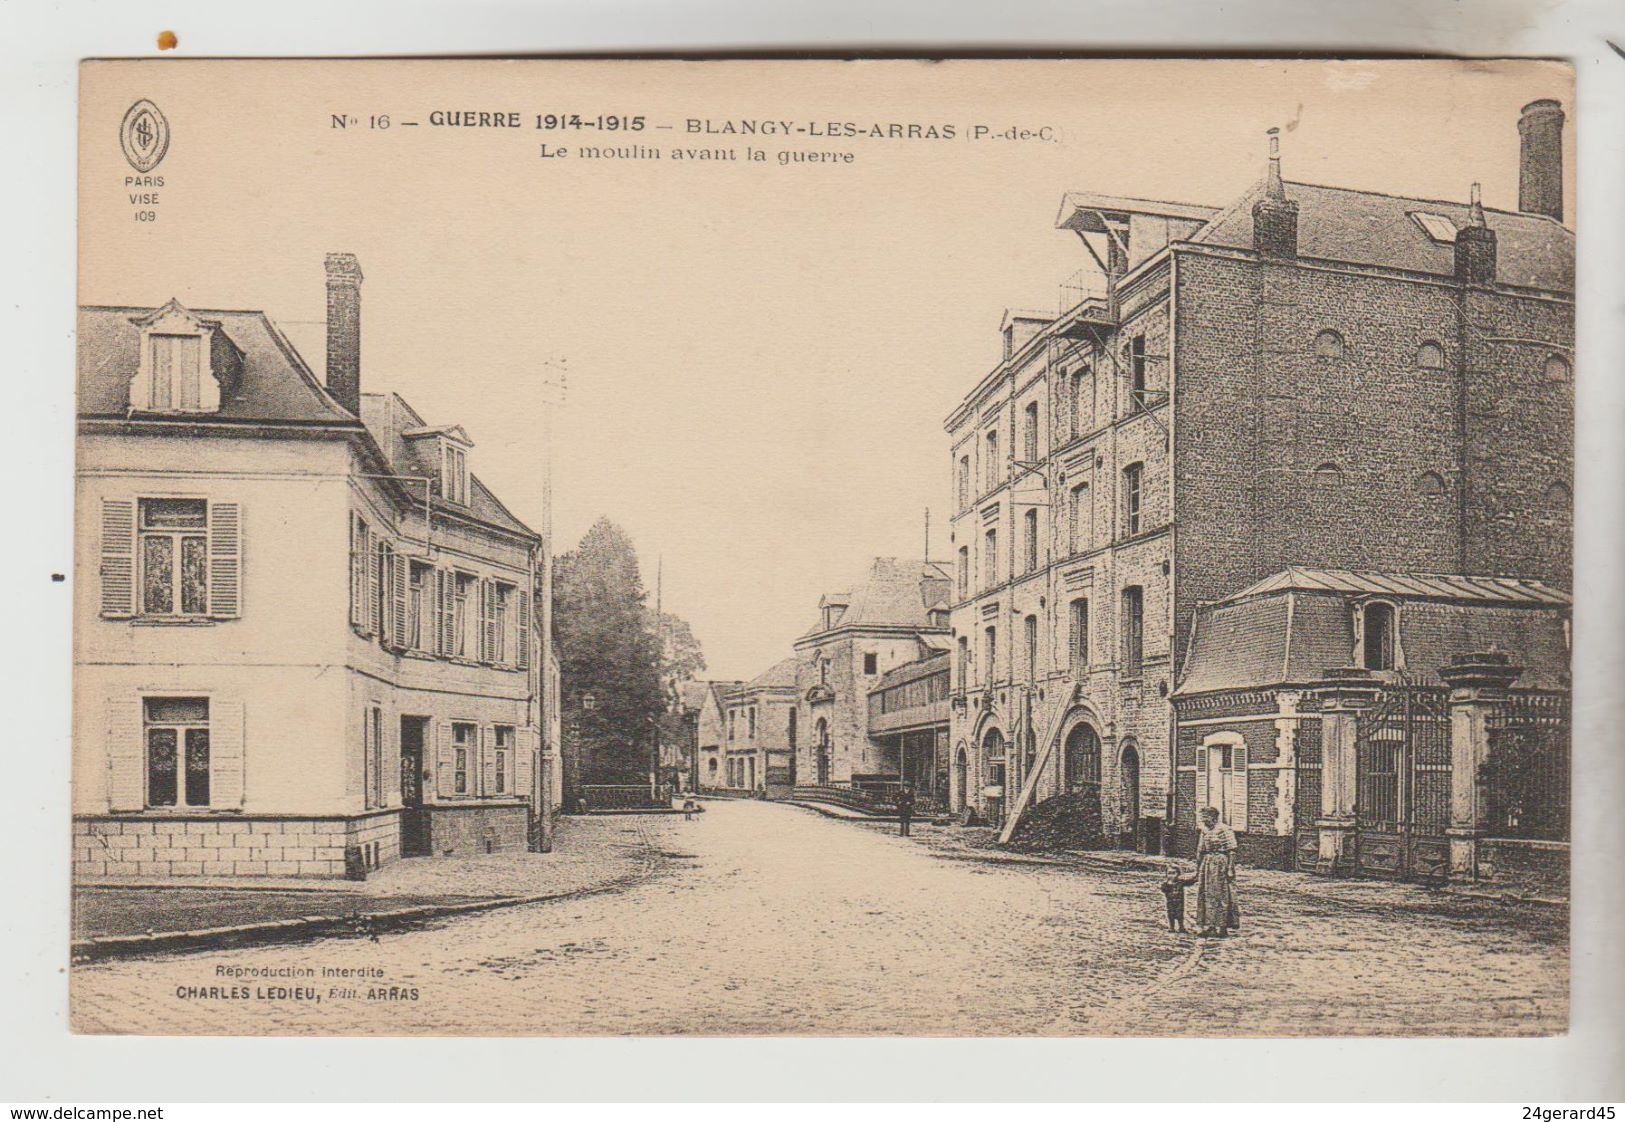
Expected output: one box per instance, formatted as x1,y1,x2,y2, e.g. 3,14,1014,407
423,802,528,857
1171,251,1573,675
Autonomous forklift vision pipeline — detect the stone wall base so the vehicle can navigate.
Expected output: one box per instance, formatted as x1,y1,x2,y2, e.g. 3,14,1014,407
74,813,403,879
421,802,529,857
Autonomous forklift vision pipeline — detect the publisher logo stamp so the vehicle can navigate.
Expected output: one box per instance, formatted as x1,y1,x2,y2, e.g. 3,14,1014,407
120,99,171,173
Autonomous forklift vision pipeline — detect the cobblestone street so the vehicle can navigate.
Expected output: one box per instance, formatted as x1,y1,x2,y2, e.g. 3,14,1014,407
71,800,1567,1036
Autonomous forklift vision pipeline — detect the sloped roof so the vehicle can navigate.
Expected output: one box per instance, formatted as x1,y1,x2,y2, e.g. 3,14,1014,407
675,681,712,710
78,306,356,424
357,391,536,538
1188,181,1573,293
800,558,953,639
741,655,801,692
1177,569,1571,696
1227,567,1571,607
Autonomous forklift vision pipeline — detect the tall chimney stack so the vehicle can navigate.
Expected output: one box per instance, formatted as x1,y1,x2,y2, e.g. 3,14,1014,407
1517,99,1564,222
324,252,364,415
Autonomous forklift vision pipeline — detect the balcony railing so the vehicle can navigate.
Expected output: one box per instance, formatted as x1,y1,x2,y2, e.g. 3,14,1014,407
1058,269,1111,315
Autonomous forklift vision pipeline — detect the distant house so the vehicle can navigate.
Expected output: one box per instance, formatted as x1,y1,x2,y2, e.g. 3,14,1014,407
675,680,740,793
793,557,952,788
721,657,800,795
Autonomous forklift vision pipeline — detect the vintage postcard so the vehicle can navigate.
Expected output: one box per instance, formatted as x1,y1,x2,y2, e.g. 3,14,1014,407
72,58,1574,1037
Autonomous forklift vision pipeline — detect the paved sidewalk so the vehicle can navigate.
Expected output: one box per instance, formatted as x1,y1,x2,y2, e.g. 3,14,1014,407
849,816,1568,912
72,816,664,958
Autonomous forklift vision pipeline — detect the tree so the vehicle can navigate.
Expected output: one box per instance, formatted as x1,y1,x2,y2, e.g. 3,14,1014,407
553,519,664,786
650,610,707,685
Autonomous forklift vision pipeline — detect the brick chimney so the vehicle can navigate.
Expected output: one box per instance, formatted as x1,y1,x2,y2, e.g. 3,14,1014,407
1517,99,1564,222
324,252,364,415
1251,128,1299,259
1454,183,1498,285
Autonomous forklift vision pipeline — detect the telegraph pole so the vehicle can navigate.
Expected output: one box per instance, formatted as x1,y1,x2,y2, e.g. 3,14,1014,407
652,554,664,799
533,359,567,838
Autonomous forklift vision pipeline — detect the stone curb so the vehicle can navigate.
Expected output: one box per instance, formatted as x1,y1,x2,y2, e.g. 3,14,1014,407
73,857,665,964
1053,847,1567,908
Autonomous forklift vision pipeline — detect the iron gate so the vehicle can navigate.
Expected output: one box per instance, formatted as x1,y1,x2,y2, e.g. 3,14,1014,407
1483,692,1570,842
1355,687,1452,880
1292,719,1322,872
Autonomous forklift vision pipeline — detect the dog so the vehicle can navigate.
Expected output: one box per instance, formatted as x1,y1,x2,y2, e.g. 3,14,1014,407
1160,868,1197,932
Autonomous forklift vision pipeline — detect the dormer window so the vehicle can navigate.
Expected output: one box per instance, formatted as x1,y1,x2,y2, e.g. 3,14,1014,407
441,441,469,505
128,300,233,414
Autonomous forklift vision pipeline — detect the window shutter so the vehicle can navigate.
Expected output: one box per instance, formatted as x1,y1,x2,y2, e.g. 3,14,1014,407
1227,743,1248,831
207,501,242,618
440,570,457,655
390,551,409,649
349,518,364,627
384,712,401,806
99,499,136,617
210,699,247,808
478,580,493,663
431,570,445,655
106,696,145,811
435,721,454,799
482,727,497,796
1196,746,1210,814
367,530,382,637
515,728,536,803
517,585,532,670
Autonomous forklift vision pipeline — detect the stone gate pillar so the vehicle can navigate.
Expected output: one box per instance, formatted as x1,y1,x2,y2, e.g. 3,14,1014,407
1315,667,1381,876
1437,651,1522,881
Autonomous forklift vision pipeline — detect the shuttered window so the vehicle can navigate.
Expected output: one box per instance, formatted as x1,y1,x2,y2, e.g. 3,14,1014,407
1200,736,1248,831
102,498,241,620
493,725,514,795
406,563,428,650
349,515,368,628
516,582,532,670
148,334,203,411
128,696,243,810
452,722,475,794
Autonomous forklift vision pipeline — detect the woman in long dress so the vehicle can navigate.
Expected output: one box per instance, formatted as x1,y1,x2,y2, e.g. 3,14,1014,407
1194,806,1239,936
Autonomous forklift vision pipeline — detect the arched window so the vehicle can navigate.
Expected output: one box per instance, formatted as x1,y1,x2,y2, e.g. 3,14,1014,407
1314,330,1345,359
1417,341,1445,369
1360,601,1397,671
814,718,831,785
1545,480,1572,508
1417,471,1446,497
982,728,1007,790
1313,462,1344,491
1023,507,1039,572
1063,723,1101,793
1543,353,1571,382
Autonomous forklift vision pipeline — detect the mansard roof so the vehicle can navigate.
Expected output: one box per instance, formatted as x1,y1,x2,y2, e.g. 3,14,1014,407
798,558,953,640
77,305,355,424
1176,567,1571,697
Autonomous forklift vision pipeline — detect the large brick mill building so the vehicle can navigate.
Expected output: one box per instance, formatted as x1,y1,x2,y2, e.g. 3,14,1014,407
944,101,1573,873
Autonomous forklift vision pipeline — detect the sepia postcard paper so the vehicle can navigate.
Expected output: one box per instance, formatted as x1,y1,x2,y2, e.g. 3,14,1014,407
73,57,1575,1037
